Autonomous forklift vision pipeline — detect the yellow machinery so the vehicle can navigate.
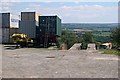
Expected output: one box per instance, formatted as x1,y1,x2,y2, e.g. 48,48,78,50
11,34,33,47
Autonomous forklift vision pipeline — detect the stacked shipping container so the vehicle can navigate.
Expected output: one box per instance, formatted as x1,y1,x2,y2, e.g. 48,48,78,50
0,13,19,43
1,12,61,47
19,12,40,39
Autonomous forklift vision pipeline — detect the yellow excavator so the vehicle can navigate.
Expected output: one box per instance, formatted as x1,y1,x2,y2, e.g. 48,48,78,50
11,34,33,47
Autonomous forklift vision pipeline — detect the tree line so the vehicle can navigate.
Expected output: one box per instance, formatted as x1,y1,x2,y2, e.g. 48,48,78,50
58,27,120,50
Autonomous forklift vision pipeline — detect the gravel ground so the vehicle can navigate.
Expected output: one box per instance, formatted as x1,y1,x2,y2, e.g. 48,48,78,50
2,46,119,78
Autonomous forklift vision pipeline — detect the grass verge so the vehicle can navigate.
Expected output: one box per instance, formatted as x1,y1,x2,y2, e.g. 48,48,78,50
100,49,120,56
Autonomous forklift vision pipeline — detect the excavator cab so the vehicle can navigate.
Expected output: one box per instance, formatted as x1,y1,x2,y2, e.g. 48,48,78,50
12,34,33,47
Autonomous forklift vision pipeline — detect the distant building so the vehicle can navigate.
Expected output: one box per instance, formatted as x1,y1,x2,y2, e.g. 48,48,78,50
36,16,61,47
0,13,19,43
19,12,40,39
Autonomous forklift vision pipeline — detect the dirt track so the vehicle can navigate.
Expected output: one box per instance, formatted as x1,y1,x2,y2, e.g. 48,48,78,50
2,46,118,78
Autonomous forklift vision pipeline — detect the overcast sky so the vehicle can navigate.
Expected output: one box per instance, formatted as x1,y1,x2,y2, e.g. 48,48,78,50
1,0,119,23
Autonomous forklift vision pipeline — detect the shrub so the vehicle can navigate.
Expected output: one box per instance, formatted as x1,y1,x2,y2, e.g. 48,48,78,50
59,30,78,49
81,42,88,50
111,27,120,48
101,49,120,56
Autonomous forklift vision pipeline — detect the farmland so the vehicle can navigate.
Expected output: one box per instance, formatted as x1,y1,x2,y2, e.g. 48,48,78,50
62,23,118,42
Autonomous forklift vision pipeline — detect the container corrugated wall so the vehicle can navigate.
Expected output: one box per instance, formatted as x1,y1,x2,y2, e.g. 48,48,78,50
56,16,61,36
1,13,19,43
21,12,35,21
38,16,61,36
0,28,2,43
2,28,10,43
20,12,37,39
19,21,36,38
2,13,10,28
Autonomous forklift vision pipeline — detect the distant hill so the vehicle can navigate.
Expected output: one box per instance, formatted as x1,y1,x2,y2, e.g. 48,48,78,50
62,23,118,29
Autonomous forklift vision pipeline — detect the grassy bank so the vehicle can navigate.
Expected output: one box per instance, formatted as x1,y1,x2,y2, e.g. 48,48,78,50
100,49,120,56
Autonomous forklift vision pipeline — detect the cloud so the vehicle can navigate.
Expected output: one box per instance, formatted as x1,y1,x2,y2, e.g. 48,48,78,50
1,0,119,2
94,5,103,8
1,2,13,12
1,0,20,2
59,5,118,23
22,3,41,12
24,3,117,23
1,2,118,23
61,5,105,11
1,0,20,13
1,2,20,14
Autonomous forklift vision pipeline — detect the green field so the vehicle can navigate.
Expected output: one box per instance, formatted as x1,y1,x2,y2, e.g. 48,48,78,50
93,32,111,36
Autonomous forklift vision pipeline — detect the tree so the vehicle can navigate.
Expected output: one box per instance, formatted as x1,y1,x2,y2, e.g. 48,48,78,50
59,30,78,49
82,32,93,43
111,27,120,48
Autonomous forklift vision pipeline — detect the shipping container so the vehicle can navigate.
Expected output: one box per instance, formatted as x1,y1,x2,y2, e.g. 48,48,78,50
2,28,18,43
19,21,36,38
38,16,61,36
0,28,2,43
0,13,2,28
19,12,40,39
36,15,61,47
1,13,19,43
21,12,35,21
1,13,19,28
56,16,61,36
21,12,40,22
2,28,10,43
9,28,18,42
1,13,10,28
